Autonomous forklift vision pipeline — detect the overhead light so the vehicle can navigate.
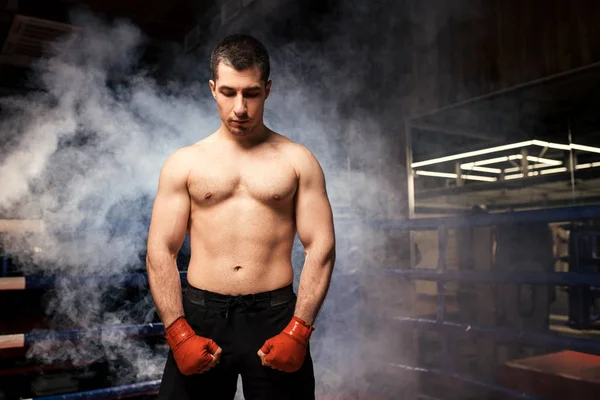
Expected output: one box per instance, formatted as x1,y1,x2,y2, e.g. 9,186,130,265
575,162,600,170
504,162,563,173
461,155,522,169
540,167,568,175
413,140,600,169
415,171,457,179
504,173,524,180
570,144,600,154
531,140,571,151
526,156,562,165
503,166,520,173
460,154,563,174
461,166,502,174
415,170,497,182
459,155,560,172
504,166,570,181
411,141,534,168
461,174,497,182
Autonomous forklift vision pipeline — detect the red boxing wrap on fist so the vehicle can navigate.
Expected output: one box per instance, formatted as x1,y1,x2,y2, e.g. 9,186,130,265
260,316,315,373
165,317,219,375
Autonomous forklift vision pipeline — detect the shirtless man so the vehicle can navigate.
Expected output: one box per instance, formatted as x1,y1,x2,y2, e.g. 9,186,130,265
146,34,336,399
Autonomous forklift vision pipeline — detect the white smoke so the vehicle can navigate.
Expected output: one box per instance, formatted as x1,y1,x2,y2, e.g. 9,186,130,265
1,6,408,397
0,13,217,384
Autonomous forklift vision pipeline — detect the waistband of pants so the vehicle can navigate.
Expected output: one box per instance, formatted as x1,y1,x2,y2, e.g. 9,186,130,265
184,283,296,310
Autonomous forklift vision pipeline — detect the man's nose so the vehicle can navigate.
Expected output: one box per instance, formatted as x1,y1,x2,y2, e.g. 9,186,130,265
233,95,247,116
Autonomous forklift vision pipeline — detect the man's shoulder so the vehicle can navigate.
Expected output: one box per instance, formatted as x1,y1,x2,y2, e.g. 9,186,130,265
270,134,320,176
161,144,202,179
271,133,314,159
165,145,198,164
168,137,214,162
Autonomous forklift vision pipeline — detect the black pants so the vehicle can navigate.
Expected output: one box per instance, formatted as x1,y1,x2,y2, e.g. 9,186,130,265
158,284,315,400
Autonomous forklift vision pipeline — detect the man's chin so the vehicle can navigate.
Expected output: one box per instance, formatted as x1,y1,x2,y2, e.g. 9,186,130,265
229,126,250,136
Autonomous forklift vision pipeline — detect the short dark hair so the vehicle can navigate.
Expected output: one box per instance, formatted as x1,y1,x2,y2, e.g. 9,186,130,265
210,34,270,83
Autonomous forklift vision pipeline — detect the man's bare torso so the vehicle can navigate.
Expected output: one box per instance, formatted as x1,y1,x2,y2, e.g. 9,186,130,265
184,132,299,295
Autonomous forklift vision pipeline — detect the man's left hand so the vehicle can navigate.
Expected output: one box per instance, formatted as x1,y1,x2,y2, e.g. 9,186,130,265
257,316,314,373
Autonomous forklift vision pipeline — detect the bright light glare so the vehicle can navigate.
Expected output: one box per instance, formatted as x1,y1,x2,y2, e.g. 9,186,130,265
504,173,524,180
415,170,497,182
412,140,600,168
540,167,568,175
411,141,534,168
461,166,502,174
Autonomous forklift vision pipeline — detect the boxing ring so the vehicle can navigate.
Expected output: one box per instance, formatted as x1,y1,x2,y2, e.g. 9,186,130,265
2,205,600,399
381,205,600,399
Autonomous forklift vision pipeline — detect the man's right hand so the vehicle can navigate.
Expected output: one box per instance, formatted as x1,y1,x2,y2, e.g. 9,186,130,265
165,317,222,375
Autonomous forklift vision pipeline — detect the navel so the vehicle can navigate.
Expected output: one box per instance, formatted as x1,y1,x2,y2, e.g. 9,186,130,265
204,192,212,199
233,265,242,271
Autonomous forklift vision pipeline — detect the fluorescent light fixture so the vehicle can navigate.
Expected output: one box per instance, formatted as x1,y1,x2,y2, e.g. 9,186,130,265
575,162,600,170
531,140,571,151
503,166,520,173
413,140,600,169
540,167,568,175
461,154,562,174
415,171,457,179
414,170,497,182
504,162,563,173
504,167,569,181
461,155,522,169
532,140,600,154
461,166,502,174
526,156,562,165
571,144,600,154
460,155,560,172
411,141,534,168
504,173,524,180
461,174,497,182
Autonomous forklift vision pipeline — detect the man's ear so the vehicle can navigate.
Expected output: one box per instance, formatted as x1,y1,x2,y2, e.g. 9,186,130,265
265,80,272,100
209,80,217,99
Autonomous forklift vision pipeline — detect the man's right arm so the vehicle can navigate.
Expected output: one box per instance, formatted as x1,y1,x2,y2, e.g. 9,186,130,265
147,148,222,376
146,149,190,329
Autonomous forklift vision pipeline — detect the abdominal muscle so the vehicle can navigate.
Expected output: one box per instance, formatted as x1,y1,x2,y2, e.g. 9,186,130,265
185,201,296,296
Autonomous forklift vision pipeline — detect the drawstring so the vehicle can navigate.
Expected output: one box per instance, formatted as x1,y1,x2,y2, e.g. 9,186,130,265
223,294,256,319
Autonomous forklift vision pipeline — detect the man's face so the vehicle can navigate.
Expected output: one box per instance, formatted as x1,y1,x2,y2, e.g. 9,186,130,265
209,62,271,137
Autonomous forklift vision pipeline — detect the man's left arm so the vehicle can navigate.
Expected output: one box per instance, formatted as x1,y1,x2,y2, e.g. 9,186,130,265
257,147,335,372
294,148,336,326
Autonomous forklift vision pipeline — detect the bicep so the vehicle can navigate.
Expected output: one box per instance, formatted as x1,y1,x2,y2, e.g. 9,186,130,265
295,152,335,250
147,156,190,255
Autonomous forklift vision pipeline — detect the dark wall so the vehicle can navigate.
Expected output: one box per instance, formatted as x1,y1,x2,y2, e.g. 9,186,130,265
408,0,600,115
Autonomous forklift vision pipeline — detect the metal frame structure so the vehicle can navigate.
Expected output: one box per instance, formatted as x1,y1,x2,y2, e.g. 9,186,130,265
410,140,600,186
377,205,600,399
405,61,600,218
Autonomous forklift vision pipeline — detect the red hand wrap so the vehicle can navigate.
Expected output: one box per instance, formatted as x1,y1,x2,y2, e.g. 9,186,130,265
260,316,315,373
165,317,195,350
282,316,315,346
165,317,219,375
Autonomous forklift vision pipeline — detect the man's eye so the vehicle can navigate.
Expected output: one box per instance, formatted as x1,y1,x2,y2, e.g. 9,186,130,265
245,93,259,98
222,92,235,97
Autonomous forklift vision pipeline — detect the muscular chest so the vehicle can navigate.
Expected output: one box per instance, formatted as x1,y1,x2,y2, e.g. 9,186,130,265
188,156,298,206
